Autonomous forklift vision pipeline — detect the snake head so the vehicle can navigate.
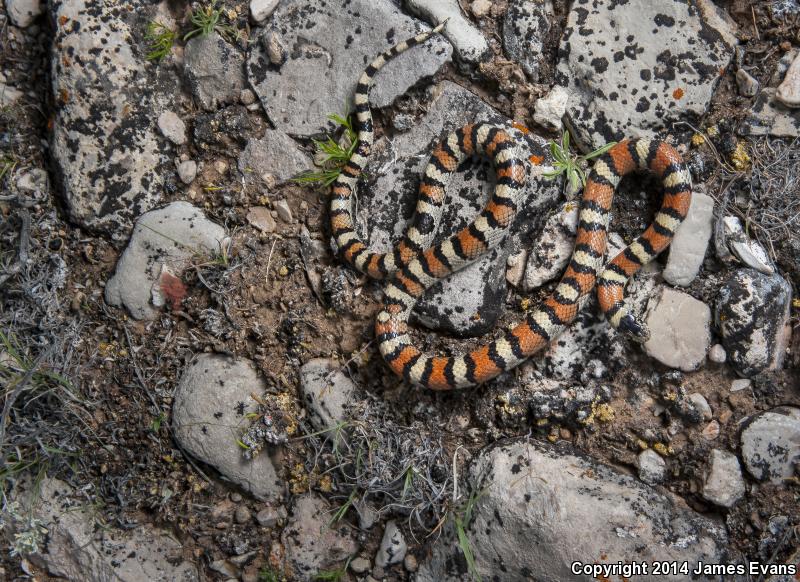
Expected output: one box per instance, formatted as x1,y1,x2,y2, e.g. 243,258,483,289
618,314,651,343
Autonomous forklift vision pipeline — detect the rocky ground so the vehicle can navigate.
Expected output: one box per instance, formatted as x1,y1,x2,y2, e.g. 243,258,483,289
0,0,799,581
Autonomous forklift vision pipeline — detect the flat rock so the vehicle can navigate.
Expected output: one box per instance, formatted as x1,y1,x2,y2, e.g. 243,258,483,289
172,354,284,500
715,269,792,377
375,520,407,568
6,478,197,582
406,0,489,66
663,191,714,286
555,0,737,150
644,287,711,372
299,358,356,432
638,448,667,485
238,130,312,184
158,110,187,145
6,0,44,28
247,0,452,137
524,200,578,290
356,81,561,336
0,81,23,107
281,495,358,580
741,51,800,136
250,0,279,23
776,51,800,108
702,449,745,508
177,160,198,184
105,202,227,320
416,439,734,581
184,32,246,111
740,407,800,484
533,85,570,131
50,1,180,237
502,0,554,82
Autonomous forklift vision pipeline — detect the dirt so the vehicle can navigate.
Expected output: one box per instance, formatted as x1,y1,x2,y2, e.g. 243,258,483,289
1,1,799,581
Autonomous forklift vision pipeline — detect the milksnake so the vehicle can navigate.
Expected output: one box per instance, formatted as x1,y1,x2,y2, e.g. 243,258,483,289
330,24,692,391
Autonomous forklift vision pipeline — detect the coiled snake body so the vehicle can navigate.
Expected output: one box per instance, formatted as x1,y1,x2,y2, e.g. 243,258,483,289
330,25,692,391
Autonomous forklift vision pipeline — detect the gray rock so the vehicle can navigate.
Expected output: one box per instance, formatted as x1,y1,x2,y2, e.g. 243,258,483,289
299,358,356,432
708,344,726,364
177,160,198,184
250,0,279,22
356,81,561,336
184,32,245,111
524,201,577,290
0,81,23,107
638,449,667,485
555,0,737,150
350,557,371,574
15,168,48,193
50,0,178,237
740,88,800,137
740,407,800,484
715,269,792,377
5,0,43,28
255,505,286,527
663,191,714,286
731,378,752,392
532,85,569,131
375,521,406,568
776,51,800,108
247,206,277,234
644,287,711,372
263,30,288,66
274,199,293,223
406,0,489,67
723,216,775,275
689,393,713,420
736,69,760,97
502,0,554,82
470,0,492,18
702,449,745,508
235,505,252,524
282,495,358,580
105,202,227,320
6,478,197,582
416,439,734,582
172,354,284,500
158,110,187,145
247,0,452,137
238,131,312,184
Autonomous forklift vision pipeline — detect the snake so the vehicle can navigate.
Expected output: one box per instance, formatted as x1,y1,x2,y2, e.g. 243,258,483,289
330,24,692,391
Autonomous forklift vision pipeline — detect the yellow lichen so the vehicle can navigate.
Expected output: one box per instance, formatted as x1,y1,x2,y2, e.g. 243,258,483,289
652,442,674,456
730,141,751,170
594,403,615,423
637,439,649,450
691,133,706,147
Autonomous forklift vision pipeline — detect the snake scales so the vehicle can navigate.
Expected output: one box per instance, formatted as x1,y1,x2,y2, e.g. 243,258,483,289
330,24,692,391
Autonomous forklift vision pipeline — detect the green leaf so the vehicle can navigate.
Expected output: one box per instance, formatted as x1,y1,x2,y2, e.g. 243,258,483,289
583,140,617,161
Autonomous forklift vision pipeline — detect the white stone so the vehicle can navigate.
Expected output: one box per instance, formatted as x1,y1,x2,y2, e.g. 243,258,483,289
471,0,492,18
246,206,277,234
637,449,667,485
776,51,800,108
274,199,293,223
375,521,407,568
663,192,714,286
689,393,713,421
702,449,745,508
6,0,44,28
250,0,279,23
157,110,187,145
406,0,489,66
736,69,760,97
533,85,569,131
740,408,800,483
177,160,197,184
731,378,752,392
708,344,726,363
643,287,711,372
300,359,356,432
0,82,24,107
524,201,578,290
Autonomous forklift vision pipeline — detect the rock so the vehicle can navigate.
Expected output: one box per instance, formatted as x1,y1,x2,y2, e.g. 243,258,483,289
247,0,452,137
357,81,561,336
638,448,667,485
690,393,713,420
740,54,800,136
505,249,527,287
740,407,800,484
247,206,277,234
715,269,792,377
470,0,492,18
5,478,197,582
350,556,371,574
723,216,775,275
262,30,288,66
532,85,569,131
406,0,489,67
50,1,179,237
736,69,760,97
184,32,245,111
416,439,734,581
255,506,286,527
274,199,292,223
0,82,24,107
281,495,358,579
643,287,711,372
235,505,252,524
776,51,800,108
555,0,737,150
502,0,554,82
663,191,714,286
524,201,578,290
177,160,198,184
702,449,745,508
300,359,356,432
403,553,418,572
105,202,226,319
157,110,187,145
375,521,407,568
708,344,726,364
238,131,312,184
5,0,43,28
172,354,284,500
250,0,279,22
15,168,48,193
731,378,752,392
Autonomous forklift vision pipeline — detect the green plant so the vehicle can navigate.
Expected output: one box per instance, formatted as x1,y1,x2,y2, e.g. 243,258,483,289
543,130,617,192
258,567,280,582
144,21,177,61
453,488,485,582
292,113,359,188
329,489,358,526
0,156,17,183
313,558,351,581
184,0,238,43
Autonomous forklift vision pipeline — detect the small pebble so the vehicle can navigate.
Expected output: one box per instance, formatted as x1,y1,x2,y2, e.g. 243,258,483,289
776,51,800,108
264,30,288,66
731,379,752,392
247,206,277,234
350,556,371,575
250,0,279,22
689,393,712,421
471,0,492,18
230,492,242,503
158,110,187,145
255,506,285,527
702,449,745,508
240,88,257,105
177,160,198,184
637,449,667,485
735,69,759,97
274,199,293,223
403,553,418,572
234,505,251,524
214,160,229,175
708,344,726,364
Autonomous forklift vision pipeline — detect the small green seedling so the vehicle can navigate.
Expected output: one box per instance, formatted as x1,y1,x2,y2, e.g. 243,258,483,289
543,130,617,192
184,0,238,42
313,558,351,581
144,21,177,61
292,113,359,188
453,488,485,582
